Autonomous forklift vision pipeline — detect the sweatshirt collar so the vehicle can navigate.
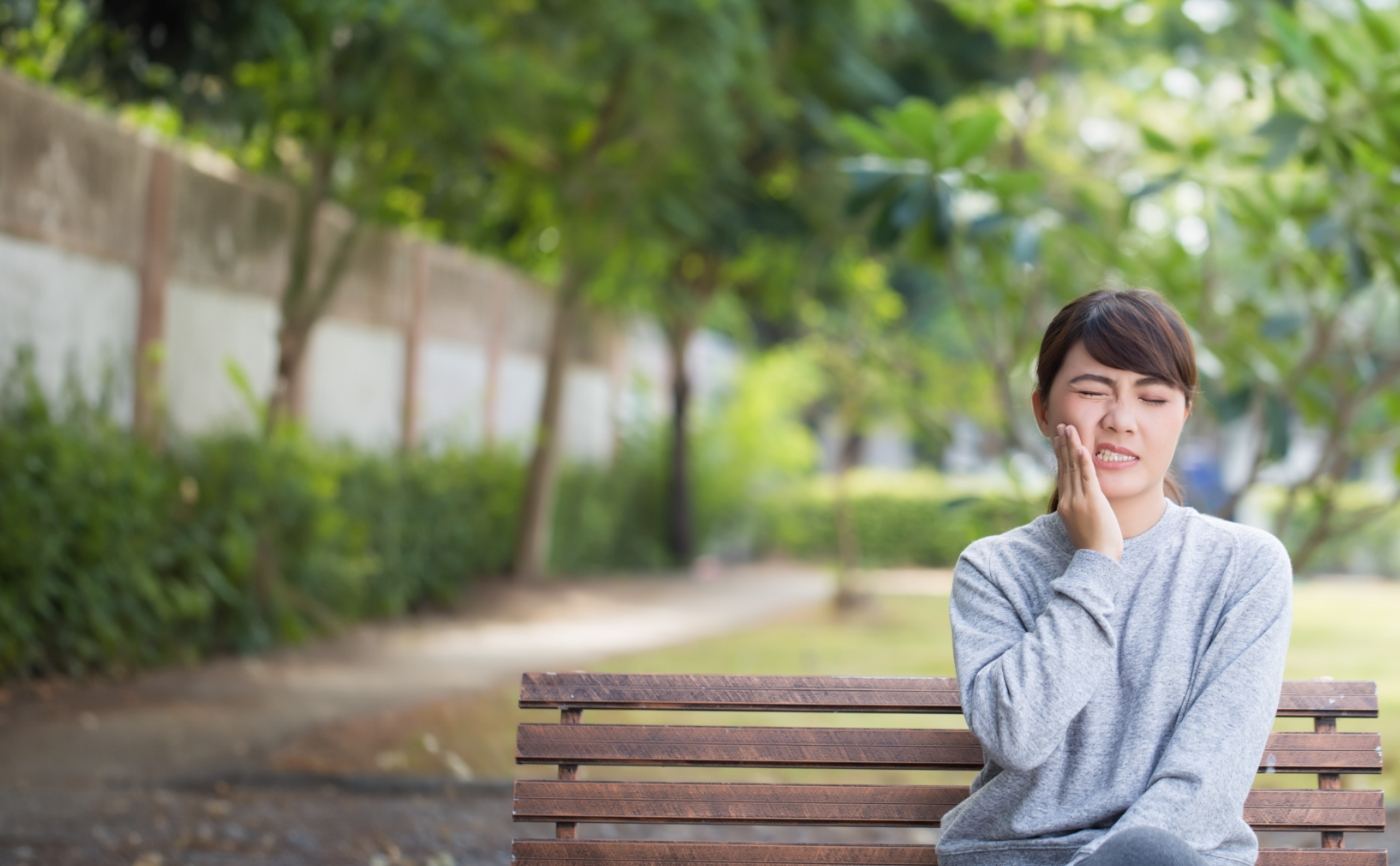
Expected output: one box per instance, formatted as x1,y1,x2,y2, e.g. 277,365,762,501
1044,495,1185,556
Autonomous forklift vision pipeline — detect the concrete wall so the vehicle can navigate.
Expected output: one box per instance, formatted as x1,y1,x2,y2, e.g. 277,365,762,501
0,70,738,458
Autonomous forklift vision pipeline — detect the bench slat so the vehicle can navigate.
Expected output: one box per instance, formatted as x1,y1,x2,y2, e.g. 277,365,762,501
513,840,937,864
513,781,1385,831
511,840,1389,865
517,724,1383,774
521,673,962,713
1257,854,1390,866
519,674,1378,717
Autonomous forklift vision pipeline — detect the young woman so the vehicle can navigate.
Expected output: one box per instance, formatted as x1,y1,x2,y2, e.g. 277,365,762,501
934,288,1293,866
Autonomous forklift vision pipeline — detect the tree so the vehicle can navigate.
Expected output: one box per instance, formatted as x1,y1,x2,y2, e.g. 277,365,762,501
9,0,510,435
468,0,779,581
1198,1,1400,567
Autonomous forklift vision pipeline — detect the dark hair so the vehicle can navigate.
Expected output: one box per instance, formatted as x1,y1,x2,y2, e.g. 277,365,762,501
1035,287,1198,513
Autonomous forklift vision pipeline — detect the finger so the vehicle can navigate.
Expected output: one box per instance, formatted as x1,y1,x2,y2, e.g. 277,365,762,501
1080,437,1103,497
1068,426,1087,499
1054,425,1069,501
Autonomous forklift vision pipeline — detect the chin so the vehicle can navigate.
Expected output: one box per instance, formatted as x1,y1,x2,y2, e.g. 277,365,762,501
1101,479,1156,500
1096,470,1143,488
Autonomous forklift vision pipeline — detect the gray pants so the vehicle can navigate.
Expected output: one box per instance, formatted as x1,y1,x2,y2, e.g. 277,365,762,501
1078,827,1210,866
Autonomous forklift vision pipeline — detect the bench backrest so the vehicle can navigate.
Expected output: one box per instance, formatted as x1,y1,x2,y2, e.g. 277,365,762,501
513,673,1386,865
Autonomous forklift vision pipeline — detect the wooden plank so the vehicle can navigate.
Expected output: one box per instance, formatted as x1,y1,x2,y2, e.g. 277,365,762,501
511,840,1389,865
519,674,1378,718
517,725,1383,774
1245,789,1386,831
520,673,963,713
518,724,983,770
513,840,938,864
1261,732,1384,774
514,782,1385,831
514,781,965,826
1277,681,1379,718
1257,853,1389,866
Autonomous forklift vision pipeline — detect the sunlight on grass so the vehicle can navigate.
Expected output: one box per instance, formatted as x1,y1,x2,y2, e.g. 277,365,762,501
432,580,1400,798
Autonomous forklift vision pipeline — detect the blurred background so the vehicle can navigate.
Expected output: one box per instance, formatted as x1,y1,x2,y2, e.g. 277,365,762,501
1,0,1398,864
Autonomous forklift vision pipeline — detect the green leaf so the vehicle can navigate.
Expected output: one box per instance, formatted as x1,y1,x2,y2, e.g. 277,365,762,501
971,170,1043,198
883,99,946,163
1254,111,1308,168
1139,124,1177,154
1126,170,1184,203
1264,4,1318,73
837,115,897,158
946,110,1001,168
224,359,266,429
1357,0,1397,54
1309,30,1362,86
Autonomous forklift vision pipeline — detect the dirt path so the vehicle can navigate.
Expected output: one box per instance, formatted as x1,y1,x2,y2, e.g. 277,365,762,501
0,561,833,789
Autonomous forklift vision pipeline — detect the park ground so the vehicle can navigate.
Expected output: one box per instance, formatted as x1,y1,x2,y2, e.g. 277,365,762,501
2,565,1398,865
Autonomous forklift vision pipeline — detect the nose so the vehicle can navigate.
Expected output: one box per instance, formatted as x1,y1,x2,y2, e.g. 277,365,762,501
1101,396,1136,434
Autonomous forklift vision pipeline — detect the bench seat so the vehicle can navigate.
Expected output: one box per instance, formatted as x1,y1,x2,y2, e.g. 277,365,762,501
512,673,1388,865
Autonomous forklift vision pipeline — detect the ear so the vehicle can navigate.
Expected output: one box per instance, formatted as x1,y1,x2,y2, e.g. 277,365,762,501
1031,390,1050,437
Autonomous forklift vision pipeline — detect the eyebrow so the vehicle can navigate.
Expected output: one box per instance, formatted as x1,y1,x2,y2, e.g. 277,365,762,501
1068,373,1172,388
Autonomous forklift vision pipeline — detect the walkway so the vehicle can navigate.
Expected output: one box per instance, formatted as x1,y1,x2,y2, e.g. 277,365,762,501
0,561,833,788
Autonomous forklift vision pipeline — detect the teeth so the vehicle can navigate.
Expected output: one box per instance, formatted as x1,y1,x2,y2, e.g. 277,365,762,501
1096,450,1137,463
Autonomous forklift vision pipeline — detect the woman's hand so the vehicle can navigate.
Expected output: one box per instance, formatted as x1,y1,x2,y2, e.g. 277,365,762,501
1054,423,1124,562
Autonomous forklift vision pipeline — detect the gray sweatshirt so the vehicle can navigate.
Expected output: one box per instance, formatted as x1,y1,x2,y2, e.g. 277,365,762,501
934,496,1293,866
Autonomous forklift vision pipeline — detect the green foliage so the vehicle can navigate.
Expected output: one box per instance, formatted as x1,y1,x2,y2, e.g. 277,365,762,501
691,347,822,558
1247,482,1400,578
338,448,524,612
544,379,809,573
165,432,375,654
0,350,184,676
549,426,672,575
759,470,1044,567
0,348,759,680
0,350,384,674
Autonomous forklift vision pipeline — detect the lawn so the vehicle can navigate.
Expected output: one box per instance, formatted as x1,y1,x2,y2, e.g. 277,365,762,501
277,580,1400,799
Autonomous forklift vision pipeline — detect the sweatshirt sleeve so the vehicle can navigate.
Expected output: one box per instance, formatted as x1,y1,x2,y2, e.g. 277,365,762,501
1066,534,1294,866
950,541,1129,772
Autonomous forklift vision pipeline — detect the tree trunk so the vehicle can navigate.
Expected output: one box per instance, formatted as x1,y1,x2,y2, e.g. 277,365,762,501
832,425,865,613
265,149,334,435
265,217,362,436
512,266,586,582
266,321,310,436
664,320,695,566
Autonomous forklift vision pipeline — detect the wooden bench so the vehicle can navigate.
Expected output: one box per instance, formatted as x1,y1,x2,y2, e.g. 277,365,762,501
512,673,1388,864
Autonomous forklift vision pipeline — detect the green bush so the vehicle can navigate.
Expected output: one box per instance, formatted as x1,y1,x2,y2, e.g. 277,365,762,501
759,473,1400,577
758,470,1045,566
691,347,823,560
1245,483,1400,578
0,348,535,678
0,352,184,675
549,424,672,575
338,446,523,612
0,344,774,680
164,432,376,655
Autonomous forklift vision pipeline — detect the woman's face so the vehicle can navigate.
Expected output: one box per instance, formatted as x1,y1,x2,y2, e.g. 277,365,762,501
1031,340,1191,502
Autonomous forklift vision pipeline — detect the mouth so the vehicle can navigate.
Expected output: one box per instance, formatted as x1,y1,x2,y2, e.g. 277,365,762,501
1093,445,1140,469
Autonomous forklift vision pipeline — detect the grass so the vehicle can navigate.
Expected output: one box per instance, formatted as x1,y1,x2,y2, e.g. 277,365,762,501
282,580,1400,799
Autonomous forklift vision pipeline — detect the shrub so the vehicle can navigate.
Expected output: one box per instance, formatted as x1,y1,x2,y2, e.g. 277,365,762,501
550,424,672,575
338,446,523,612
0,351,184,675
758,470,1045,566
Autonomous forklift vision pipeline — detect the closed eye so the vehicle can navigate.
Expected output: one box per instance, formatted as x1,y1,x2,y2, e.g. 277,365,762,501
1077,391,1168,405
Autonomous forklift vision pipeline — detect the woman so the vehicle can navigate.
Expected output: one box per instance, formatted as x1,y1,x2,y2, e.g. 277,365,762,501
934,288,1293,866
